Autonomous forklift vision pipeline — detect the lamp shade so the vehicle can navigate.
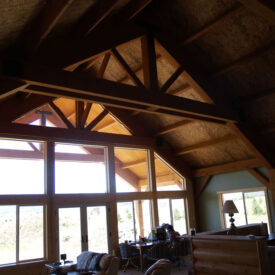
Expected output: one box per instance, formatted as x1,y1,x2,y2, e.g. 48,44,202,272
222,200,239,214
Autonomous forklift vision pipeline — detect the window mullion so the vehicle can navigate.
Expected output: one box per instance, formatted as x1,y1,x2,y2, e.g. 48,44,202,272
242,192,248,224
132,201,137,242
16,205,19,263
169,199,173,226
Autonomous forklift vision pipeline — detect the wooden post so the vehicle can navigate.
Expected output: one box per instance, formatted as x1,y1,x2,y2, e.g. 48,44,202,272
269,169,275,233
135,198,144,237
45,141,57,262
148,149,159,227
106,146,119,254
185,177,197,233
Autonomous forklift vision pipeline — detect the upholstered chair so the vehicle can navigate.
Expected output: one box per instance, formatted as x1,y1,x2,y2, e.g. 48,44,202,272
144,259,172,275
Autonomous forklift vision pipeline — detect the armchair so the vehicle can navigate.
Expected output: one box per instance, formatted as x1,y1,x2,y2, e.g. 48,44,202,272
144,259,172,275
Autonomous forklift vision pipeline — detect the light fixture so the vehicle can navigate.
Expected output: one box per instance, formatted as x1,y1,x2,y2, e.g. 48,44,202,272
222,200,239,231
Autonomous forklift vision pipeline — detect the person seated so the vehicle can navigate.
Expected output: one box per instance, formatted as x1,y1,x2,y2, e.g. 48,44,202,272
166,224,180,248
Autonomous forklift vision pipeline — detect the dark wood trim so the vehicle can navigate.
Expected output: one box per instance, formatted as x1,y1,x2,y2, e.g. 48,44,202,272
247,168,271,189
86,109,109,131
159,67,184,94
195,175,212,199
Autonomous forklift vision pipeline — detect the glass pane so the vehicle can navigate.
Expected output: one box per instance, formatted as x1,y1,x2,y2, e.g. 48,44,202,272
222,192,246,227
115,148,149,192
0,206,16,265
87,206,108,253
134,200,152,239
244,191,270,230
154,154,184,191
19,206,44,261
117,202,135,243
171,199,187,235
0,139,44,195
59,208,81,262
158,199,171,226
55,144,107,194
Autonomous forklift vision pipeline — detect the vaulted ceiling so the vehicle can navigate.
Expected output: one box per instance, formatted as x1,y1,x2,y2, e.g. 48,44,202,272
0,0,274,184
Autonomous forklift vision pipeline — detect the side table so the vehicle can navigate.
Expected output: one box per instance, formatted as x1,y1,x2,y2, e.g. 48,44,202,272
45,262,74,275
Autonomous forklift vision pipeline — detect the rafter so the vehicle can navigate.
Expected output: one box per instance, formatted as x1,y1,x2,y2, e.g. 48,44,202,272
111,48,144,87
81,103,93,128
156,120,194,136
195,175,212,199
86,109,109,131
24,0,73,54
49,101,74,129
155,33,275,169
121,0,153,21
177,134,237,155
212,43,275,77
192,158,264,177
237,0,275,24
247,168,270,189
75,101,84,128
166,84,192,96
75,0,120,37
182,4,245,46
159,67,184,94
0,78,28,99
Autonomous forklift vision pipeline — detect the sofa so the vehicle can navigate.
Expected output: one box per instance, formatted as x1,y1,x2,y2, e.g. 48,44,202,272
59,252,119,275
191,223,270,275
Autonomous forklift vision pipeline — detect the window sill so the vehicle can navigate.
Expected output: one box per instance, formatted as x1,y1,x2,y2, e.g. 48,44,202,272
0,260,46,270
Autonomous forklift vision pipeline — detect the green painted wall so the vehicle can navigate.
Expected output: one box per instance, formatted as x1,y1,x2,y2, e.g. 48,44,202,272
196,168,275,232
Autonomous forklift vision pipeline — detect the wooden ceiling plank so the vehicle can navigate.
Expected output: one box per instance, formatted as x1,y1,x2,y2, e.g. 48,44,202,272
237,0,275,24
25,0,74,54
195,175,212,199
75,0,120,37
156,120,194,136
155,34,275,169
75,101,84,128
96,120,117,131
111,48,144,88
141,34,159,92
192,158,264,177
86,109,109,131
159,67,184,94
122,159,147,169
212,43,275,77
1,63,238,123
183,5,245,46
177,134,237,155
48,101,74,129
247,168,271,189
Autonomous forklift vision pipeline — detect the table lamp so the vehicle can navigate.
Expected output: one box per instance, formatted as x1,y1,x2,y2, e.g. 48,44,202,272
222,200,239,230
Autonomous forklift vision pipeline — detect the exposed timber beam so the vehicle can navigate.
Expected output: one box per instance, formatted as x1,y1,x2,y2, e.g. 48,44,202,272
48,101,74,129
141,34,159,92
122,0,153,21
154,33,275,168
41,24,145,70
111,48,145,88
0,122,155,148
156,120,194,136
81,103,93,127
119,54,163,83
122,159,147,169
247,168,271,189
1,64,238,123
167,84,192,96
24,0,73,54
195,175,212,199
75,0,120,37
159,67,184,94
75,101,84,128
177,134,237,155
212,43,275,77
86,109,109,131
192,158,264,177
237,0,275,24
97,52,111,78
0,78,28,99
182,5,245,46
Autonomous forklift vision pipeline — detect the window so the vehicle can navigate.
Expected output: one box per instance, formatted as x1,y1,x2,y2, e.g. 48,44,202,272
55,143,107,194
157,198,187,235
0,139,45,195
219,188,271,232
0,205,44,265
154,153,185,191
117,200,152,243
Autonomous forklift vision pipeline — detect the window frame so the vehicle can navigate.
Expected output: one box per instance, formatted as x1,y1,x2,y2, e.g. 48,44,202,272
218,187,272,232
0,204,46,266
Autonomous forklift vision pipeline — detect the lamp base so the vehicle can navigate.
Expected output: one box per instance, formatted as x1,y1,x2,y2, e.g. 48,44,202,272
227,213,237,235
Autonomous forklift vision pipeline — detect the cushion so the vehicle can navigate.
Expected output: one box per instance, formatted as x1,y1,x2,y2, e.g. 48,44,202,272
144,259,171,275
87,253,106,271
99,254,112,270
